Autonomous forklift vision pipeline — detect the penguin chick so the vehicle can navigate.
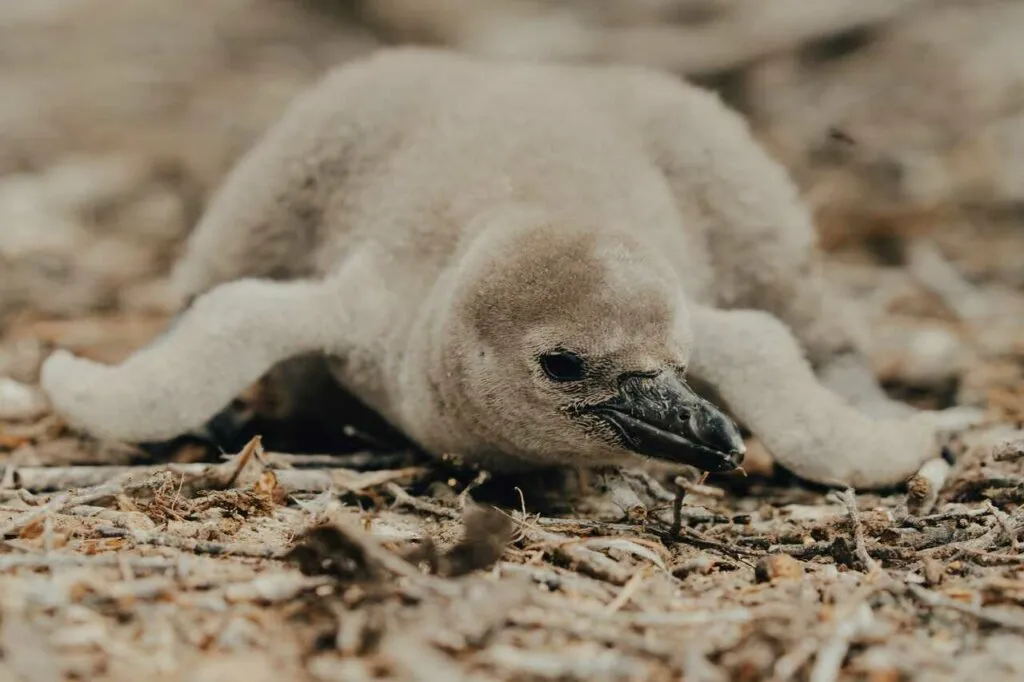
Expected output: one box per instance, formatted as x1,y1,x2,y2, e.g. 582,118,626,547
40,48,948,489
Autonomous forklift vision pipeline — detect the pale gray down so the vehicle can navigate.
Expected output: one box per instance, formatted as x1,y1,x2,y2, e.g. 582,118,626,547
40,48,962,489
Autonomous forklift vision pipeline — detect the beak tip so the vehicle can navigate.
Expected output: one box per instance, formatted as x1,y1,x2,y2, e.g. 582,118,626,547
734,438,747,457
597,373,748,472
718,434,747,471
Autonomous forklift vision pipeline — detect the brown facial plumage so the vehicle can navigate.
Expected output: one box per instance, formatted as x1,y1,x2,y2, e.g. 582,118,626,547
426,212,742,471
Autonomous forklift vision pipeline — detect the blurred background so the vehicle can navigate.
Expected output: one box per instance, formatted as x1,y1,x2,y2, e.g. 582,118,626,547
2,0,1024,425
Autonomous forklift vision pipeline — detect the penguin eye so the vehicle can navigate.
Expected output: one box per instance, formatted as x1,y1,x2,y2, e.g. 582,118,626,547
539,351,586,382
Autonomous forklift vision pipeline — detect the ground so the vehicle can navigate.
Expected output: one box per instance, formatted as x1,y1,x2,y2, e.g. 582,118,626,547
3,2,1024,681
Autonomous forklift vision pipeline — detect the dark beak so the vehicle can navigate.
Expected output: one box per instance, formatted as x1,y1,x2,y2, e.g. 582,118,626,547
584,373,746,473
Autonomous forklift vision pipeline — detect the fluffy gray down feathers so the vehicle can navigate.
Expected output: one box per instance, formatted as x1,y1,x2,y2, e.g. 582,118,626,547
41,48,963,489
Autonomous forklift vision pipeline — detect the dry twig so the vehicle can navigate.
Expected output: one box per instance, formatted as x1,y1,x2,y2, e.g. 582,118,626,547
12,463,427,495
832,488,881,574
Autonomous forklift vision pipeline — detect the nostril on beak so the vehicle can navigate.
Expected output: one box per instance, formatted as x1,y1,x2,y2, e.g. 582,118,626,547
689,408,745,455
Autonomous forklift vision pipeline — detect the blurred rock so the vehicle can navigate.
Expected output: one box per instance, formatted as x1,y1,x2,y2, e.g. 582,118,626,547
0,377,48,421
748,0,1024,240
0,0,380,326
0,155,185,325
872,321,969,389
0,0,378,181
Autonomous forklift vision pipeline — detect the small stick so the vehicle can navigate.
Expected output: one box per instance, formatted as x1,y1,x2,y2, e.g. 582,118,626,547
579,537,669,571
458,470,491,509
988,502,1021,553
0,491,70,538
94,525,283,558
222,435,263,488
675,479,726,499
253,450,410,469
959,548,1024,566
903,583,1024,632
0,445,34,490
12,463,427,495
117,553,136,582
42,513,55,554
603,566,649,615
669,476,690,537
905,239,986,320
920,526,1004,560
808,603,873,682
833,488,881,574
664,474,756,564
385,482,460,519
517,525,633,585
773,578,883,682
909,505,991,526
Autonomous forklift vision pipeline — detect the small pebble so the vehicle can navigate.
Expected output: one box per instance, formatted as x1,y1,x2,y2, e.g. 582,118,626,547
754,554,804,583
990,438,1024,462
921,557,945,586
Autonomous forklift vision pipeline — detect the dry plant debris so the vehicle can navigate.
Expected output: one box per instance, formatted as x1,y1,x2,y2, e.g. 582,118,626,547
4,421,1024,680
